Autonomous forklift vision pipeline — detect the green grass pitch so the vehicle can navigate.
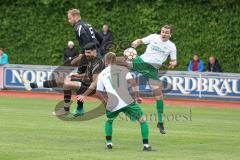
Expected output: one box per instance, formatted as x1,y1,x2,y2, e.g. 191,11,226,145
0,96,240,160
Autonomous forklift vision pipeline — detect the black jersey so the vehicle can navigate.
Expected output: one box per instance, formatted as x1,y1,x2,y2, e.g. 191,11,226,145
77,56,104,85
74,20,102,52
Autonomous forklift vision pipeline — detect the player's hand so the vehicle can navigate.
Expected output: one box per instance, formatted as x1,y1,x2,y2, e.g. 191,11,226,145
124,55,128,61
76,95,85,102
135,97,143,104
168,61,176,68
131,42,138,48
70,60,75,65
168,61,177,69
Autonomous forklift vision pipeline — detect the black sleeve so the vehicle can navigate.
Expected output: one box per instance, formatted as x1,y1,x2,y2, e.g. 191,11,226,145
80,27,92,45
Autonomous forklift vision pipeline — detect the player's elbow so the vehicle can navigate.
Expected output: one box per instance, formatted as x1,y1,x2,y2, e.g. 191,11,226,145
131,86,139,92
128,79,137,87
96,91,104,98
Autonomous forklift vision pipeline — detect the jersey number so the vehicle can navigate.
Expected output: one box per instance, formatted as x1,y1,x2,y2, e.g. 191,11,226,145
88,26,96,39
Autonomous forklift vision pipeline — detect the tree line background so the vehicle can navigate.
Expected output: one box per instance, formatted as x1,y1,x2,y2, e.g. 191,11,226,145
0,0,240,72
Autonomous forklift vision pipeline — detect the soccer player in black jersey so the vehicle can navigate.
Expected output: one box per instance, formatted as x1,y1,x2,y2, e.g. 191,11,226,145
22,9,103,116
53,43,104,116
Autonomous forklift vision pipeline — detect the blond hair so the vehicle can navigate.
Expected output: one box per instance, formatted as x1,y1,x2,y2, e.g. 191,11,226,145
105,52,116,65
162,25,173,33
68,9,80,17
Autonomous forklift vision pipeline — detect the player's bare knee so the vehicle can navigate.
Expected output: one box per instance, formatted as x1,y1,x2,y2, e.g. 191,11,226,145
150,85,159,90
155,95,164,100
63,78,71,89
63,82,69,88
154,90,163,99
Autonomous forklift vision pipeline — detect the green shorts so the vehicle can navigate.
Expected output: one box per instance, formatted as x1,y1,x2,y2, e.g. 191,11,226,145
132,55,159,80
106,102,144,122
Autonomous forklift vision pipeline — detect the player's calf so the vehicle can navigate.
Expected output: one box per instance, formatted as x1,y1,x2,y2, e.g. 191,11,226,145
139,115,152,151
105,120,113,150
21,77,63,90
52,90,72,116
149,80,166,134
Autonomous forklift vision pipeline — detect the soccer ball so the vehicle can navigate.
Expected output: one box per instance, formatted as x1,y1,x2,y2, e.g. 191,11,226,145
123,48,137,61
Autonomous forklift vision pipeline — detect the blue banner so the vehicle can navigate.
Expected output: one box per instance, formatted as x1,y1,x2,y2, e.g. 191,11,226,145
2,64,240,101
128,71,240,101
3,64,75,91
0,66,3,89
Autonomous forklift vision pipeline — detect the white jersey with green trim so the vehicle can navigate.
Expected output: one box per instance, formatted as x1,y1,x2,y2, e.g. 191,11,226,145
97,65,134,112
140,34,177,69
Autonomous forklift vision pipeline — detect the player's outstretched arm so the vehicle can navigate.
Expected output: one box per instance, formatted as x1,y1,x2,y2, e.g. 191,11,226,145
77,73,98,102
70,54,84,65
131,39,144,49
69,72,85,78
96,91,108,107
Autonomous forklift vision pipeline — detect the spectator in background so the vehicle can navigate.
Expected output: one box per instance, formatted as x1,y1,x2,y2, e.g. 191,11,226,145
188,54,204,72
0,48,9,65
100,24,114,56
64,41,79,66
206,56,222,72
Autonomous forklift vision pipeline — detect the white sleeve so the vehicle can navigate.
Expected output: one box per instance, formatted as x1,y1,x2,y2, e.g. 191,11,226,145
96,76,105,91
142,34,155,44
125,72,133,80
170,44,177,60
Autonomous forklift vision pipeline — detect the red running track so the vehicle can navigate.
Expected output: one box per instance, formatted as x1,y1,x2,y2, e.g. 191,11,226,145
0,90,240,109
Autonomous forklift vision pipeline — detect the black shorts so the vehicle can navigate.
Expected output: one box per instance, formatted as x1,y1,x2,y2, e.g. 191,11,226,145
70,77,96,95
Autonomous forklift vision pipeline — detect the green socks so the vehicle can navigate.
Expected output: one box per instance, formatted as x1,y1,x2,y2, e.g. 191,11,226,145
105,119,149,144
105,120,113,143
156,100,164,123
140,122,149,140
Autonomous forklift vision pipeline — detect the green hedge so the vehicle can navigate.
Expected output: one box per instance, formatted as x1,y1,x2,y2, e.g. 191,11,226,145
0,0,240,72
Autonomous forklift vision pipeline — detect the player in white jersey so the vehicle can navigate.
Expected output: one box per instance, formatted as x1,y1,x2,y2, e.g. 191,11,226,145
97,52,152,151
117,25,177,134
